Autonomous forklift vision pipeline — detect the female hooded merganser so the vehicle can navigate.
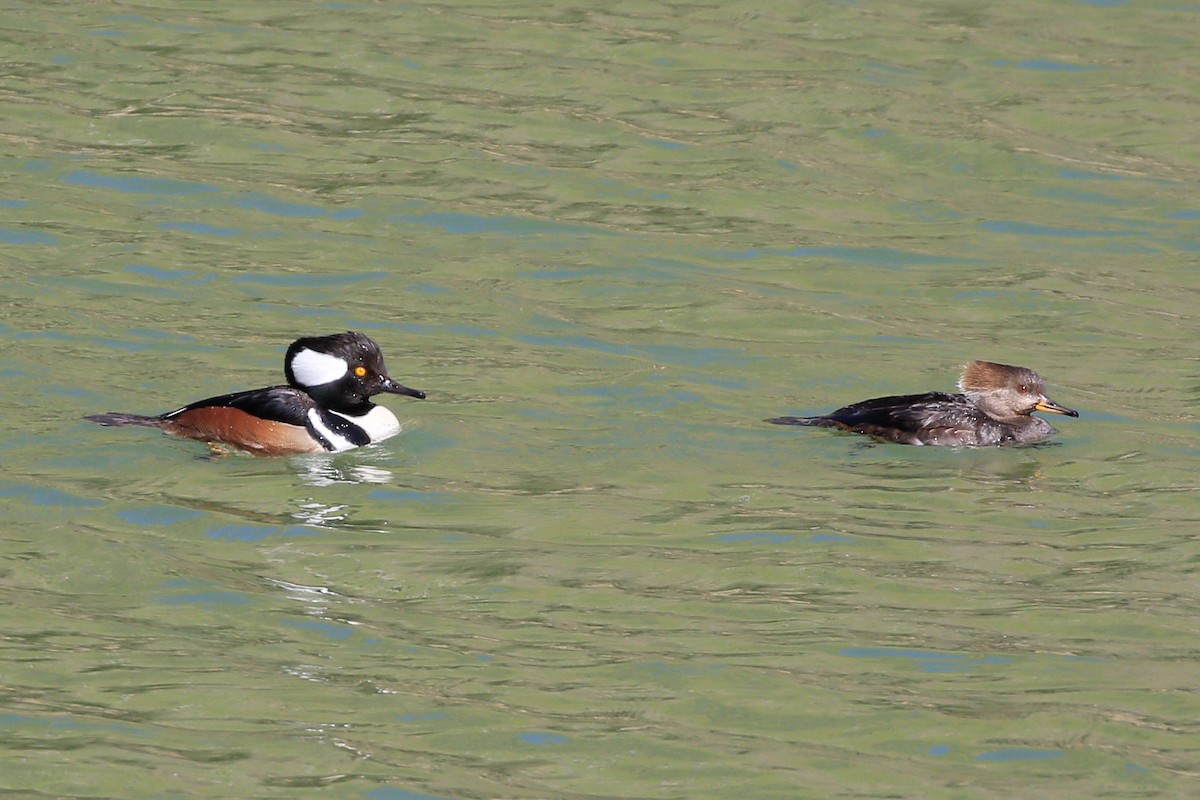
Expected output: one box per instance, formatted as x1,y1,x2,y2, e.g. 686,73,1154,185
767,360,1077,446
86,332,425,456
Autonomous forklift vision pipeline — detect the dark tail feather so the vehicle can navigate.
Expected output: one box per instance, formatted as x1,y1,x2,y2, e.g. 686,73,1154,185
85,412,164,428
765,415,833,427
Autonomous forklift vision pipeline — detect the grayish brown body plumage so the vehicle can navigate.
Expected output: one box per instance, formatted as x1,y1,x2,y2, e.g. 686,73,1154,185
767,360,1078,446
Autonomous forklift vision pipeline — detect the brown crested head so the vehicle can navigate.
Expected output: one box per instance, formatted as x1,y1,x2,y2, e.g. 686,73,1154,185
957,360,1077,420
958,360,1044,396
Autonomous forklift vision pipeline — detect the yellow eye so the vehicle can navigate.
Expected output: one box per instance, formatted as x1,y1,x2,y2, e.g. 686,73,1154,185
354,366,368,377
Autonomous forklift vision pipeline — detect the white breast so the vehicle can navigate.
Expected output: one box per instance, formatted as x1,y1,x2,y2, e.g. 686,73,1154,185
331,406,401,446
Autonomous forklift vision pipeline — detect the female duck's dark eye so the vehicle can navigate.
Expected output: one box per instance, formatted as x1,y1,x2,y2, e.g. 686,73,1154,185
1017,384,1029,394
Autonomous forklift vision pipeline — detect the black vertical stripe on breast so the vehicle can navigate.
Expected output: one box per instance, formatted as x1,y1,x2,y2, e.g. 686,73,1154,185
308,408,372,448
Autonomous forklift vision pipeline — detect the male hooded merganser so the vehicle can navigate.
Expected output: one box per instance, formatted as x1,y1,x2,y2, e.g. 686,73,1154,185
86,331,425,456
766,360,1077,446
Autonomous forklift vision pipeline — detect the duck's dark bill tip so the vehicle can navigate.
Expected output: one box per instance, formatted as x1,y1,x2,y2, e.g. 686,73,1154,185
379,378,426,399
1035,400,1078,418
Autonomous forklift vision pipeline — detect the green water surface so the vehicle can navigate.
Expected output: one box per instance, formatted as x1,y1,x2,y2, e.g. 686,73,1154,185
1,2,1198,798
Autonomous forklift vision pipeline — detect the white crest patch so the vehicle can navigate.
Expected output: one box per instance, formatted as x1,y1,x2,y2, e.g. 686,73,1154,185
290,348,349,387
